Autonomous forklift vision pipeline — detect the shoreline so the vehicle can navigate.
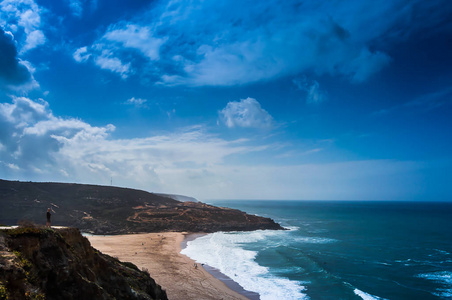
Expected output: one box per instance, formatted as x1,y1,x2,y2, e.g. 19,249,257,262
181,233,260,300
86,232,255,300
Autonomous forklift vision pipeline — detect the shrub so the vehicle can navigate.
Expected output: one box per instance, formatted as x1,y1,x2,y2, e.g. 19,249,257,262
141,267,149,275
121,261,139,271
0,284,7,300
13,251,32,271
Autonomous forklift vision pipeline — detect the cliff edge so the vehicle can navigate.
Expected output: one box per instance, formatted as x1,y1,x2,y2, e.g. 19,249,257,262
0,226,168,300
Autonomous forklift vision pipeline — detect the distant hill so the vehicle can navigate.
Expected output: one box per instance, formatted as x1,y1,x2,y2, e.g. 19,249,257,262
0,179,284,234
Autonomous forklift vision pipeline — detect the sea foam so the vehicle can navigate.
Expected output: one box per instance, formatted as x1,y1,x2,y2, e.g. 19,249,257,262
418,271,452,298
181,230,308,300
354,288,388,300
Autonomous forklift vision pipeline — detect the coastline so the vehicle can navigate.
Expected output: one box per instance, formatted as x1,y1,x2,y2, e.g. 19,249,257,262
86,232,253,300
182,233,260,300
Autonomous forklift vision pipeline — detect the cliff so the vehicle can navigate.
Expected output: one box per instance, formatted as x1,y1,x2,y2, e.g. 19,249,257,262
0,179,284,234
0,226,168,300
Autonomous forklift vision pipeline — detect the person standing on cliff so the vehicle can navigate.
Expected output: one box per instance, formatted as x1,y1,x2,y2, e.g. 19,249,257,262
46,208,54,227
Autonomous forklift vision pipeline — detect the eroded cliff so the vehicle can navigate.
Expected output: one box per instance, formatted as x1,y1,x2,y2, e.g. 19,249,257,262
0,226,168,300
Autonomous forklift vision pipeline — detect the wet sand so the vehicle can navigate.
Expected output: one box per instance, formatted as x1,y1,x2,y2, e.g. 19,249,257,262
87,232,250,300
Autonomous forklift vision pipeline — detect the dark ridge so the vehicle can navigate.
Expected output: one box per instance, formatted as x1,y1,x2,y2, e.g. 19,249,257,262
0,179,285,234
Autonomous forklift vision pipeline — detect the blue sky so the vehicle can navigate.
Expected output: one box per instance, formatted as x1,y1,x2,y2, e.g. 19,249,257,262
0,0,451,200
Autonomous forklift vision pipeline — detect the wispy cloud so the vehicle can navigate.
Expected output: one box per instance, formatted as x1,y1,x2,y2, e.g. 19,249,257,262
72,23,167,79
93,49,132,79
103,24,167,61
66,0,98,17
124,97,148,108
67,0,83,17
293,76,328,104
373,86,452,116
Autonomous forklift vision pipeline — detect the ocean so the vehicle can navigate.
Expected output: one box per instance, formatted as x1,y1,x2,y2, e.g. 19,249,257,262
180,200,452,300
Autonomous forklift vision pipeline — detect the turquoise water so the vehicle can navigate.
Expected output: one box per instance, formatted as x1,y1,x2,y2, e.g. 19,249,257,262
181,201,452,299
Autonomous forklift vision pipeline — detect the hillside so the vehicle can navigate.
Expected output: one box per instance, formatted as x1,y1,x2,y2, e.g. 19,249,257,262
0,180,284,234
0,226,168,300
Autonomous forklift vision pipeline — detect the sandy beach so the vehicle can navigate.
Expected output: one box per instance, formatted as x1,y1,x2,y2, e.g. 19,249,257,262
87,232,249,300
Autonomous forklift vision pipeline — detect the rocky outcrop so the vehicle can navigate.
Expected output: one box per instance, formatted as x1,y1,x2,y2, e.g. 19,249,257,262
0,179,284,234
0,226,168,300
126,201,284,233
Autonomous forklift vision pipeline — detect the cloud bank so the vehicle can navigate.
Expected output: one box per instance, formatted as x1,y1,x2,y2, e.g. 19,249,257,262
69,0,452,86
0,97,430,200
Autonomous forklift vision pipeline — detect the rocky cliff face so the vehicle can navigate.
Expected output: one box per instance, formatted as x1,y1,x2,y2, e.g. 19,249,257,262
0,226,168,300
0,180,284,234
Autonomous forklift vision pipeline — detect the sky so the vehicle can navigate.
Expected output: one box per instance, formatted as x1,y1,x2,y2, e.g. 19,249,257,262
0,0,451,201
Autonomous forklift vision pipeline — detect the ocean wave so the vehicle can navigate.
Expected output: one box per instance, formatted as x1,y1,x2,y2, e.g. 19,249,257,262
354,288,388,300
285,226,300,231
433,249,451,255
181,231,308,300
417,271,452,298
374,261,392,266
294,236,338,244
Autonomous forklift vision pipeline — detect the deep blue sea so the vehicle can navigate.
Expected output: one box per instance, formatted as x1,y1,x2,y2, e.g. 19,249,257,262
181,200,452,300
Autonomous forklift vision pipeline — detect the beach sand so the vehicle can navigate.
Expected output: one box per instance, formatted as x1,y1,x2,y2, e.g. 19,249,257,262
87,232,249,300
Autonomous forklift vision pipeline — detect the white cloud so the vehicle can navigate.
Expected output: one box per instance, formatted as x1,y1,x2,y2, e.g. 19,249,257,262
94,50,132,79
220,98,274,129
0,96,49,124
21,29,45,53
125,97,147,107
73,46,91,62
72,24,166,78
0,0,46,53
0,96,115,179
104,24,167,61
17,6,41,31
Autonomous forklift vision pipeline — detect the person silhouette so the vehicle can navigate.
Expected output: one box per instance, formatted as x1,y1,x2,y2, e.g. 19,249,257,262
46,208,52,227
